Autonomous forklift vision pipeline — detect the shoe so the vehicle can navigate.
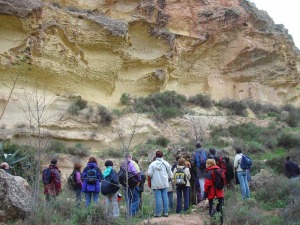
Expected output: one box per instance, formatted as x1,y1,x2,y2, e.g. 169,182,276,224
163,214,168,217
154,214,161,217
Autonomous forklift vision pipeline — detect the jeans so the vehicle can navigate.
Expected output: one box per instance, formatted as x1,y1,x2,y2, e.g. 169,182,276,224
85,192,99,207
75,188,82,204
168,191,174,211
105,193,119,217
154,188,169,216
124,186,140,216
176,186,190,213
199,178,205,201
237,171,250,199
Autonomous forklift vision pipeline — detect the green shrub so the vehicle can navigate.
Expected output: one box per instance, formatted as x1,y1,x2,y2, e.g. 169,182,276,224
67,143,90,157
120,93,131,105
132,91,187,120
146,136,170,147
282,104,300,127
217,99,248,116
254,175,293,210
68,97,88,115
188,94,212,108
277,132,300,149
47,141,67,154
101,147,123,158
97,105,112,126
246,140,264,154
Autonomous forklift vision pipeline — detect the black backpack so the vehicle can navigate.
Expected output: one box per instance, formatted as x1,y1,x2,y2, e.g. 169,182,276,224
118,165,139,188
213,168,225,190
101,169,120,196
67,171,79,190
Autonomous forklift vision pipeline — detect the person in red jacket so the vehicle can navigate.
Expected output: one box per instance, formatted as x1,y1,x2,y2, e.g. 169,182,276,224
203,159,224,223
44,158,62,201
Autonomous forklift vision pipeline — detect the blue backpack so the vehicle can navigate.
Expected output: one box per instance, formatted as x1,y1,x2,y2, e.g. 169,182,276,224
240,155,252,170
195,149,207,170
42,168,52,185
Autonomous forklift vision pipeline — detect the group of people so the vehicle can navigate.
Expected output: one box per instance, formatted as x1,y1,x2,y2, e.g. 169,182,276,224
13,142,298,223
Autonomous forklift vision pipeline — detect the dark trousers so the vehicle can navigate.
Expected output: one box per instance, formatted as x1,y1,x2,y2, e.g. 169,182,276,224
176,186,190,213
209,198,224,224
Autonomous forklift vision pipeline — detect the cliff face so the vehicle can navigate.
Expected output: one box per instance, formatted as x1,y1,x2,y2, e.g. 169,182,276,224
0,0,299,107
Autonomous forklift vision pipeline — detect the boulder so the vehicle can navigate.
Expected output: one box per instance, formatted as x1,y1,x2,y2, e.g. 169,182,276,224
0,0,41,17
249,169,275,191
0,169,31,222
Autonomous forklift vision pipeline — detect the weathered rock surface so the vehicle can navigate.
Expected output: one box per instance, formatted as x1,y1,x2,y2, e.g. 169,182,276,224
0,0,41,17
0,0,299,108
0,169,31,222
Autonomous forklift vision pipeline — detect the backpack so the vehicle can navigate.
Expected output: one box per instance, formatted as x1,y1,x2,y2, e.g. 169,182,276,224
240,155,252,170
174,168,187,186
118,164,139,188
42,168,52,185
101,169,120,196
195,150,207,170
67,171,77,190
212,168,225,190
216,156,227,173
86,167,98,184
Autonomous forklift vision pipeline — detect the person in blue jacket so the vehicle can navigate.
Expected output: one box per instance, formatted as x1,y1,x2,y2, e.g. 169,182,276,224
82,157,102,207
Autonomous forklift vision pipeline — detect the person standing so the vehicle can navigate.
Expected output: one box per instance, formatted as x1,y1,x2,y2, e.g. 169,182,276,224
285,156,300,179
203,159,224,223
72,162,83,204
101,160,120,217
132,157,146,210
173,158,191,213
43,158,61,202
224,156,234,189
82,157,102,207
234,148,250,199
191,141,207,202
119,153,141,217
148,150,173,217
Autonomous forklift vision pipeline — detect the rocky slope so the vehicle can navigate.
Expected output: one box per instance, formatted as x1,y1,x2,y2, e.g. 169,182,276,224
0,0,299,149
0,0,299,107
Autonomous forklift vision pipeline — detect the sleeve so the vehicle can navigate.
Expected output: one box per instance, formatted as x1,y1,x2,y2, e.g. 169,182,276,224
148,163,154,177
111,169,119,184
204,171,213,193
167,163,173,179
130,161,141,182
234,155,239,169
185,168,191,180
82,167,87,179
97,168,102,181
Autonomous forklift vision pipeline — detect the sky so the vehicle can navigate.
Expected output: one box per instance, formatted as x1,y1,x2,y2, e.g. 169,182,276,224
251,0,300,48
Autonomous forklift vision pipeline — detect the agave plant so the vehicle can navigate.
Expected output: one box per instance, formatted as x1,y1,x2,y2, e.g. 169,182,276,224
0,142,28,174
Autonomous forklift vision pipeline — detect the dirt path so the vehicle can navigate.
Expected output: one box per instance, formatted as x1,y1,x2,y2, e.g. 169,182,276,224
143,211,208,225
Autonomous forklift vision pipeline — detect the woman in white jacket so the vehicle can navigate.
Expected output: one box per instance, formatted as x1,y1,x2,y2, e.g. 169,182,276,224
148,151,173,217
173,157,191,213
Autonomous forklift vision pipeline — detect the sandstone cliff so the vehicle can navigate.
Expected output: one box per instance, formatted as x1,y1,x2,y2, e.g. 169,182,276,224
0,0,299,107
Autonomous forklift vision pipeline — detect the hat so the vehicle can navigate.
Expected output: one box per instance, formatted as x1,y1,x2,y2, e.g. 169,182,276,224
105,160,113,167
155,150,163,158
209,148,216,155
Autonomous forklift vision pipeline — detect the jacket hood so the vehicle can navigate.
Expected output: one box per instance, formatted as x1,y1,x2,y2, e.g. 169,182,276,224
206,165,220,172
176,165,186,170
154,158,165,171
87,162,98,168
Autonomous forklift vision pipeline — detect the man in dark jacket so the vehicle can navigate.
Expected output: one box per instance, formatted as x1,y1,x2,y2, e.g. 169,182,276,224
285,156,300,179
43,158,61,201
